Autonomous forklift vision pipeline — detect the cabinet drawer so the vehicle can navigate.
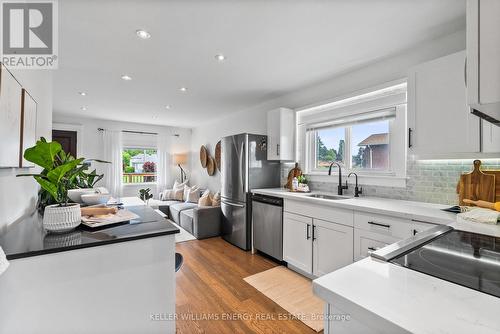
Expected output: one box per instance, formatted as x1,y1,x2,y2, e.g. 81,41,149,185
285,199,353,227
354,211,412,239
354,229,399,261
283,211,312,225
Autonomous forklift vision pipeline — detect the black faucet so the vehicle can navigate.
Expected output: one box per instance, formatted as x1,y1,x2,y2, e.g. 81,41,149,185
348,172,363,197
328,162,348,195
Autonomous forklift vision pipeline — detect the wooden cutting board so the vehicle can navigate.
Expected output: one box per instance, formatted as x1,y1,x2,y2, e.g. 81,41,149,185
483,169,500,203
457,160,496,205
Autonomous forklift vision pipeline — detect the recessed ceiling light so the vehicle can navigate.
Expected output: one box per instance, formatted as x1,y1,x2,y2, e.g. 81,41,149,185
121,75,132,81
81,106,87,111
165,105,172,109
136,29,151,40
215,54,226,62
179,87,188,92
78,91,86,96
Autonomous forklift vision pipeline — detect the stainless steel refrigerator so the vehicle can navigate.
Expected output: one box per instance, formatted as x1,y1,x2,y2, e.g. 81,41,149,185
221,133,281,250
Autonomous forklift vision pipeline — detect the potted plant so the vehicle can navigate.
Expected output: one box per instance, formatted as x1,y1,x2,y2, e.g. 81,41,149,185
139,188,153,205
17,138,108,233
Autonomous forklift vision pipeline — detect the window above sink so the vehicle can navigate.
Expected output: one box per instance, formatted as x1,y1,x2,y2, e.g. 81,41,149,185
297,81,408,188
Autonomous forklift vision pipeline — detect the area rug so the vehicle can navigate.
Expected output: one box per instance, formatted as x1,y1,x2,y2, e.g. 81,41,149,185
154,209,196,243
244,266,324,332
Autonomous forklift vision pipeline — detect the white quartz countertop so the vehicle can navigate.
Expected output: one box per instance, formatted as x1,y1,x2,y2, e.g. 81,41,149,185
252,188,456,225
252,188,500,333
313,257,500,334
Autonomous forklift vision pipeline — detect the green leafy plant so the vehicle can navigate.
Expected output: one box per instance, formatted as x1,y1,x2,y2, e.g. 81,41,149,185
139,188,153,202
297,174,308,184
17,137,109,211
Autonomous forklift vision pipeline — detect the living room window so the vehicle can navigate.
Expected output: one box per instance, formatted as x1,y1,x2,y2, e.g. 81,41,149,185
298,81,407,187
122,148,157,184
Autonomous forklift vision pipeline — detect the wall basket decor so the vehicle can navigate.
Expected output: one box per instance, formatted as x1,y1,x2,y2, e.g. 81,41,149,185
199,145,208,168
215,140,221,172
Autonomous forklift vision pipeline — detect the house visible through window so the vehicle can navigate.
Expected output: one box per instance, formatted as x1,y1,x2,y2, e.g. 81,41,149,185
122,148,157,184
312,119,390,172
351,120,390,170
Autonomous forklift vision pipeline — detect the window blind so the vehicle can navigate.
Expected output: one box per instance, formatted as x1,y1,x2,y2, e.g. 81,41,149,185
306,106,396,131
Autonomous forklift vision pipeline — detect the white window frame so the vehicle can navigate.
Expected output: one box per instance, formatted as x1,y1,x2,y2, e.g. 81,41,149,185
297,81,408,188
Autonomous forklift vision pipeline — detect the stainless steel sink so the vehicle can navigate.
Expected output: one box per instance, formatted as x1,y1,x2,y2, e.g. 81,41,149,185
306,194,350,200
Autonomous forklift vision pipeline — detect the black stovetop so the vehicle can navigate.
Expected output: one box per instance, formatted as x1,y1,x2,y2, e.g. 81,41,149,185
391,229,500,298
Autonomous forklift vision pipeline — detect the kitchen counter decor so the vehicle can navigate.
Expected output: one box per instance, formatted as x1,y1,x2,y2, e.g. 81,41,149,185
16,137,109,233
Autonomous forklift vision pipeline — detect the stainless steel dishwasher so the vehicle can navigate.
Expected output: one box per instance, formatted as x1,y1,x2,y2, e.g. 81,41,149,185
252,194,283,261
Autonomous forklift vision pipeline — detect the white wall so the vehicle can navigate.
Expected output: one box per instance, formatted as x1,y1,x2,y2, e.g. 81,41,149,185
0,70,53,229
190,30,466,191
52,114,192,197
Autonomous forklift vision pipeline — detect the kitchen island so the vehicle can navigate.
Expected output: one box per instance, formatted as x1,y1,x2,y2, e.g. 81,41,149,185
0,204,179,334
252,188,500,334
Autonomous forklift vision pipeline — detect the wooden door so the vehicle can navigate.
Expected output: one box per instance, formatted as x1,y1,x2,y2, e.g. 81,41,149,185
52,130,77,157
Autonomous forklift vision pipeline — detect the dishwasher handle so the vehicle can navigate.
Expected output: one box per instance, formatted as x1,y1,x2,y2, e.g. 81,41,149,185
252,194,283,207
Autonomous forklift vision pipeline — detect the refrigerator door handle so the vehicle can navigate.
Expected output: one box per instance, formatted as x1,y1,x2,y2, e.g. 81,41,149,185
222,200,245,208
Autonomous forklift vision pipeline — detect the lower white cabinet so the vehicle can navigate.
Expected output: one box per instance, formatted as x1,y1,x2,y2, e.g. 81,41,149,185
313,219,354,277
354,229,399,261
283,212,354,277
283,212,313,274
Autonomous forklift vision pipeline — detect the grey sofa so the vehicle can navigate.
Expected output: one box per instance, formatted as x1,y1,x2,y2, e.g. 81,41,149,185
180,207,221,239
154,189,221,239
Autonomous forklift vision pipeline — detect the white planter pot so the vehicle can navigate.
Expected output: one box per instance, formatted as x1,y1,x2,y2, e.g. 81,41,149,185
43,203,82,233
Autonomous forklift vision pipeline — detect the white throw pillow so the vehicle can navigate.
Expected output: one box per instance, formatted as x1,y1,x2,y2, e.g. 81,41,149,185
172,188,184,201
186,187,201,203
161,189,174,200
183,185,199,202
173,180,188,190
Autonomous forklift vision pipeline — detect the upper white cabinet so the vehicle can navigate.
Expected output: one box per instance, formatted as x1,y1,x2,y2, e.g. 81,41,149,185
482,121,500,152
408,51,481,158
466,0,500,124
267,108,295,161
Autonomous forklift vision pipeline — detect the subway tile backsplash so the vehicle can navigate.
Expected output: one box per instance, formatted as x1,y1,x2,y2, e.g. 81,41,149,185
281,159,500,205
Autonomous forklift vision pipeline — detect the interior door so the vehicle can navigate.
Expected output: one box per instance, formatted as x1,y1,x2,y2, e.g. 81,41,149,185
221,134,246,202
283,212,312,274
313,219,353,277
52,130,77,158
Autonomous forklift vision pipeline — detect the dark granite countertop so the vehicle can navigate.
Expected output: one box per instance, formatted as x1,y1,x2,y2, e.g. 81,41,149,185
0,205,179,260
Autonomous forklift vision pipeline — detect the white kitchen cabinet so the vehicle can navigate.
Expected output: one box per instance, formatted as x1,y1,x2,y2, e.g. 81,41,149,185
313,219,354,277
482,121,500,153
354,229,399,261
283,212,313,274
466,0,500,124
267,108,295,161
408,51,481,158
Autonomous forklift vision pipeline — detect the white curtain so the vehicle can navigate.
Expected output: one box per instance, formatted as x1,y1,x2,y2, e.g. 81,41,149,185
102,130,123,197
156,132,171,195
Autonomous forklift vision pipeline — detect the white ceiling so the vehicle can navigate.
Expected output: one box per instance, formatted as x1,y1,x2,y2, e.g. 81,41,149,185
54,0,466,128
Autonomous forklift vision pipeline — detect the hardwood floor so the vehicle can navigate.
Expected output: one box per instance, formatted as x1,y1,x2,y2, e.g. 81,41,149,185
175,237,320,334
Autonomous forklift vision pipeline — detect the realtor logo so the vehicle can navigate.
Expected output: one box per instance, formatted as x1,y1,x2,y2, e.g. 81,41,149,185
1,0,58,69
